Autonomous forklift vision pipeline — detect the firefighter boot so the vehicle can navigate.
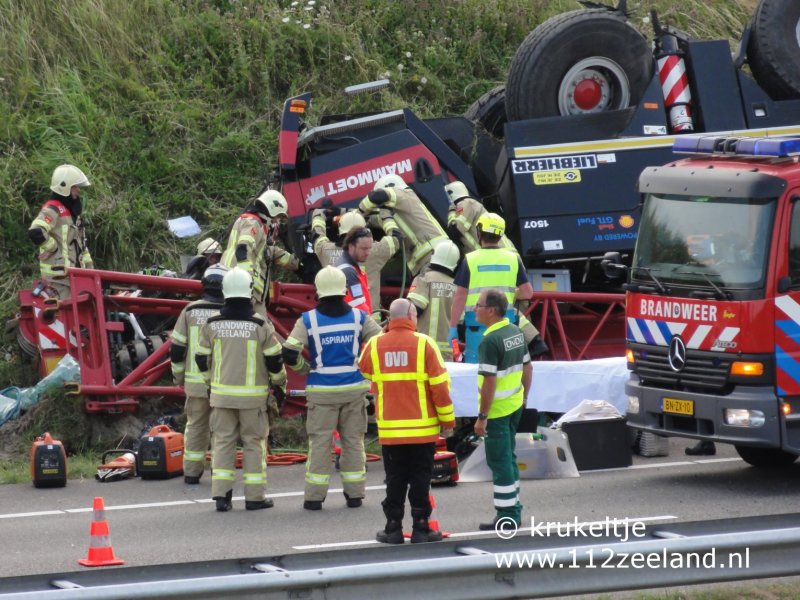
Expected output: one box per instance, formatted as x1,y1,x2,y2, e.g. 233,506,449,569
410,507,442,544
376,502,404,544
245,499,274,510
685,440,716,456
214,490,233,512
376,519,404,544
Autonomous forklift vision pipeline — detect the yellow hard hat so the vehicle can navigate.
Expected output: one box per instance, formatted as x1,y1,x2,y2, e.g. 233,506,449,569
338,210,367,237
222,267,253,299
50,164,90,196
315,265,347,298
444,181,470,202
373,174,407,191
477,212,506,237
431,240,460,271
255,189,289,218
196,237,221,256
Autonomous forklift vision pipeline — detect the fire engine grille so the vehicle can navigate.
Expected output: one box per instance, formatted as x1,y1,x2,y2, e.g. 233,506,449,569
631,344,733,392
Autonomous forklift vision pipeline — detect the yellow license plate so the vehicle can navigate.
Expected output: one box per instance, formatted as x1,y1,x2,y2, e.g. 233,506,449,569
663,397,694,416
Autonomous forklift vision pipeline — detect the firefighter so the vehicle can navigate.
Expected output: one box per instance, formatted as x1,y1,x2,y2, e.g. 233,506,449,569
358,174,448,277
312,208,400,317
336,226,374,315
358,298,455,543
183,237,222,280
444,181,516,254
407,240,459,361
281,266,382,509
170,263,228,483
449,213,534,363
221,189,300,315
28,164,94,299
196,267,286,512
473,289,532,530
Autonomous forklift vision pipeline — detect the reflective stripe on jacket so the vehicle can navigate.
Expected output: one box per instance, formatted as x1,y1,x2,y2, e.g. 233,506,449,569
464,248,520,309
302,308,369,393
358,319,454,444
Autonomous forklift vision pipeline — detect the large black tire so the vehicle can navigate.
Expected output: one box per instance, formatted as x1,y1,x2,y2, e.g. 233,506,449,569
735,445,799,468
506,9,653,121
465,85,507,138
747,0,800,100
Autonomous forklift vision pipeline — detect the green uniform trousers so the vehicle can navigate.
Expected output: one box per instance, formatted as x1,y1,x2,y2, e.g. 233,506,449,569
485,405,523,525
183,395,211,478
304,395,367,502
211,406,268,502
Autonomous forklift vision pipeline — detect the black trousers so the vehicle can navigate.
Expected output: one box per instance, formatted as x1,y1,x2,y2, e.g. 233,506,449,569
381,442,435,519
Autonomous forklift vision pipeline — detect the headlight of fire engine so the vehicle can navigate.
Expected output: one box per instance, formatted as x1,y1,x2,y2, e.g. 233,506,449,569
724,409,765,428
626,349,635,366
627,395,640,414
730,361,764,376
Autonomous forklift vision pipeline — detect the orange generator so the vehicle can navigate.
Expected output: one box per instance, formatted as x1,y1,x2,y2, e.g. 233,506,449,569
136,424,184,479
31,432,67,488
431,437,459,486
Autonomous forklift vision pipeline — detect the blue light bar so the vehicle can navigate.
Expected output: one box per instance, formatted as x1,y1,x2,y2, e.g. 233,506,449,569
673,136,800,157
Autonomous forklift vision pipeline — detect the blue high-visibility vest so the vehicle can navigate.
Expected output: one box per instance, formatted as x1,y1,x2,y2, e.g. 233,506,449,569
303,308,369,393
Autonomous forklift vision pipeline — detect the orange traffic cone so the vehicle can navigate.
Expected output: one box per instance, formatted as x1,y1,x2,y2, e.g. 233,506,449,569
78,497,124,567
427,494,449,538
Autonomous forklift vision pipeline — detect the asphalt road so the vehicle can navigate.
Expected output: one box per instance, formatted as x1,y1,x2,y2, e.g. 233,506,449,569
2,437,799,579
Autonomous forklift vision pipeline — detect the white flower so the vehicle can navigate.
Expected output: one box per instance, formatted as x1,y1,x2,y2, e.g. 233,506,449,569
291,1,299,5
420,77,427,84
397,63,404,71
305,5,313,10
282,16,290,22
344,55,352,61
405,51,412,58
303,23,310,28
308,0,316,4
642,16,650,24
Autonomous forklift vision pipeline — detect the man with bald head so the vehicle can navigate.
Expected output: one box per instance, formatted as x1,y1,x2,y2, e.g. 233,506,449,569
359,298,455,544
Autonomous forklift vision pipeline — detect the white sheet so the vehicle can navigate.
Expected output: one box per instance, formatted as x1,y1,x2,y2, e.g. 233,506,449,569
447,356,629,417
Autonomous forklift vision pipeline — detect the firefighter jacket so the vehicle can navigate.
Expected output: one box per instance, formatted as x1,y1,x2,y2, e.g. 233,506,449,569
407,267,456,360
337,252,372,315
29,199,93,279
284,306,381,401
196,313,286,409
170,299,222,397
358,319,455,444
359,187,447,275
222,213,299,302
478,318,530,419
455,247,529,310
447,197,517,254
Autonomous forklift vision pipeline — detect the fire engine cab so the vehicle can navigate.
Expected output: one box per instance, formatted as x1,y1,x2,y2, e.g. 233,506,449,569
607,136,800,467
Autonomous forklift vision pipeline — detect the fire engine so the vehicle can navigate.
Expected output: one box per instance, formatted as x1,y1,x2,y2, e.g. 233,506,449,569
607,136,800,467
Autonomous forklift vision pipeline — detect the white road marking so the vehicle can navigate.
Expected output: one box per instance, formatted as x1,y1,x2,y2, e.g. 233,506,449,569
0,461,739,522
293,515,679,550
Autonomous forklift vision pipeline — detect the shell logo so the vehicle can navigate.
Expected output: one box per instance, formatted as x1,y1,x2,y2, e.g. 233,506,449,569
619,215,635,229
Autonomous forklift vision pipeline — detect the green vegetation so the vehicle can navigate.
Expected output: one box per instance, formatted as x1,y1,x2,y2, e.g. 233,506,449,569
0,0,759,321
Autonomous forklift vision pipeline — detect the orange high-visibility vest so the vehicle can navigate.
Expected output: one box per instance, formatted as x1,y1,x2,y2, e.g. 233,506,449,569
358,319,454,444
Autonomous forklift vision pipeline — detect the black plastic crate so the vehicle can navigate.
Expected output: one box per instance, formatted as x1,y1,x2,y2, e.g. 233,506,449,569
561,418,632,471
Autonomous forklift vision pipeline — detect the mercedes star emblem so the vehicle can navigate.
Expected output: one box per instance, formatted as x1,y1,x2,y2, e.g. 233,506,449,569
668,336,687,372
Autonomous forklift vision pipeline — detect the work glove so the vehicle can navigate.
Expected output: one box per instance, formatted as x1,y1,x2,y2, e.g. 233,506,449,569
368,189,391,206
449,326,458,341
529,335,549,358
365,393,375,416
391,229,403,243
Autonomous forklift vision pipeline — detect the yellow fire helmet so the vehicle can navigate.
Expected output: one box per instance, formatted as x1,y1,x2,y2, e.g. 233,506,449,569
338,210,367,237
477,212,506,237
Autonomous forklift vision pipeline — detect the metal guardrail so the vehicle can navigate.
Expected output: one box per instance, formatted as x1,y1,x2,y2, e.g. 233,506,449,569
4,526,800,599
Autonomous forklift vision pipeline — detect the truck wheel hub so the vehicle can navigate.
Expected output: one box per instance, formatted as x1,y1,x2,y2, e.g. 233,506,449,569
572,75,605,111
